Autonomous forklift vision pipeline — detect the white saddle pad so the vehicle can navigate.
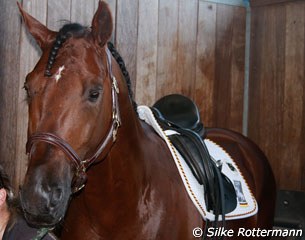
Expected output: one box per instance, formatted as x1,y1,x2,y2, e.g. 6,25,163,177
138,105,258,221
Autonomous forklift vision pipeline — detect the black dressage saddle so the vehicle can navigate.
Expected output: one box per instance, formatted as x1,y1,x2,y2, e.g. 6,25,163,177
152,94,237,220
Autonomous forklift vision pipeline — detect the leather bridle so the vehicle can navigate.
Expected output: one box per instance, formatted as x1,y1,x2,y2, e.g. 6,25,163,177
26,48,121,193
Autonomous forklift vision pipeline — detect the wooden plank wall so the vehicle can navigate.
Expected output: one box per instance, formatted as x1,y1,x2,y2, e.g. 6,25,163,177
0,0,21,187
249,0,305,191
0,0,304,192
133,0,246,133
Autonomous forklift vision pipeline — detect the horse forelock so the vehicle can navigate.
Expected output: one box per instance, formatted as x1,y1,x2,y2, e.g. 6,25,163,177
44,23,89,77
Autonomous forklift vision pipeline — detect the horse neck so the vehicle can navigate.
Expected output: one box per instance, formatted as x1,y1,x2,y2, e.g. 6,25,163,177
84,71,149,209
107,86,147,186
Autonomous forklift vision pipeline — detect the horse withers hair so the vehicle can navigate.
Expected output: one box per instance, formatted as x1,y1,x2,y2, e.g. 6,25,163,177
18,1,276,239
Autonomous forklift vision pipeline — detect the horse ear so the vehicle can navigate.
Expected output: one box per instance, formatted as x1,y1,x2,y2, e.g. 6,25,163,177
91,1,113,47
17,2,56,49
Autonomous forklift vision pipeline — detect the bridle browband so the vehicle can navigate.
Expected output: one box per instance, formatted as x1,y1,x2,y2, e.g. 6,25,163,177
26,48,121,193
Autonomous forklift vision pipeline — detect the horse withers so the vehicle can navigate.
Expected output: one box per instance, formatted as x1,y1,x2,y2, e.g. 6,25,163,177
18,1,276,239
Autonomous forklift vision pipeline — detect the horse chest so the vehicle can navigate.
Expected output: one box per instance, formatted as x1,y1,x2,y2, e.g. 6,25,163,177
61,179,200,240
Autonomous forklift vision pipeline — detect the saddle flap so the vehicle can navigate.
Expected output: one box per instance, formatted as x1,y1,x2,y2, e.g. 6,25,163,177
152,107,237,215
167,131,237,214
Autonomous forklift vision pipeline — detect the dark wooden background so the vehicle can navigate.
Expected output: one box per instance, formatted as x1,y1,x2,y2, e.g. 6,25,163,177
0,0,304,192
249,0,305,191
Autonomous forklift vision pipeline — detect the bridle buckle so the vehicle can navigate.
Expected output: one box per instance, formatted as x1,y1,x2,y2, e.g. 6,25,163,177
112,76,119,94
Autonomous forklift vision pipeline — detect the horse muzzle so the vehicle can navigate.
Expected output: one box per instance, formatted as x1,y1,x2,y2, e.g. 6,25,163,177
20,184,70,227
19,166,72,227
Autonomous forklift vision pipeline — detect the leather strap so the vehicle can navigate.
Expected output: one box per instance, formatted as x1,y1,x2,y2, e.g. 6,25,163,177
151,107,234,229
26,47,121,193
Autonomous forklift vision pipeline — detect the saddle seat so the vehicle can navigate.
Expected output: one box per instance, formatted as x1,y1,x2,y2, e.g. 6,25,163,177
153,94,205,137
152,94,237,219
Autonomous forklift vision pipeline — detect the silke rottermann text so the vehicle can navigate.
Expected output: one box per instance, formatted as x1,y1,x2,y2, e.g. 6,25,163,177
192,227,303,238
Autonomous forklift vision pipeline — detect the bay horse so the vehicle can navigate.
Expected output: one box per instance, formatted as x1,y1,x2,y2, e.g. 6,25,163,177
18,1,276,239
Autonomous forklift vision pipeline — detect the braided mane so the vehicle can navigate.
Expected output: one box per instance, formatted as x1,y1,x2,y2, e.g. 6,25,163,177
44,23,86,77
45,23,137,111
107,41,137,112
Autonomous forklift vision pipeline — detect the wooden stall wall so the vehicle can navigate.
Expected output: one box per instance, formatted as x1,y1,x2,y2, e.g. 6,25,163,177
135,1,246,133
0,0,21,187
249,0,305,191
115,0,246,133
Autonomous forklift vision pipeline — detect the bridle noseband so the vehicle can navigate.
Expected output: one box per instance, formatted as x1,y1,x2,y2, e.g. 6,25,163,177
26,48,121,193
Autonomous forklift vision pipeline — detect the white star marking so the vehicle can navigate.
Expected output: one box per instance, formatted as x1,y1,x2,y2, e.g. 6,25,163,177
54,65,65,82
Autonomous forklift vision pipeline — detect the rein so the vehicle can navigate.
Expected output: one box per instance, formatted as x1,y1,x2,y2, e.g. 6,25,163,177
26,48,121,193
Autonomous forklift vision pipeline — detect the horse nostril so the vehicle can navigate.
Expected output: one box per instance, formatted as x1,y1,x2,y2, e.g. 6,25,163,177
50,187,64,207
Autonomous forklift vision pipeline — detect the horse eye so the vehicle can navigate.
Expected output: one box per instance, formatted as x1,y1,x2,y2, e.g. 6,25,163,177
88,89,101,102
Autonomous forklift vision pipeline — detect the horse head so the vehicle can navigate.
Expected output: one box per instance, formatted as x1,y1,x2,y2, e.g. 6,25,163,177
18,1,122,227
